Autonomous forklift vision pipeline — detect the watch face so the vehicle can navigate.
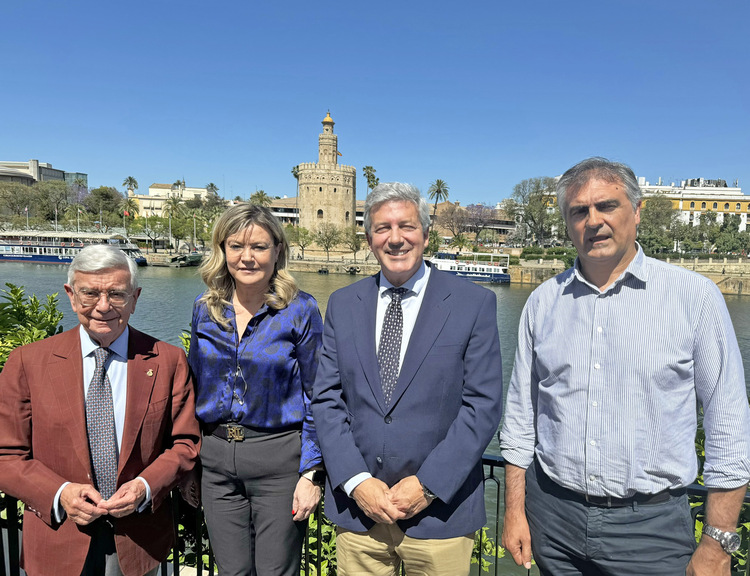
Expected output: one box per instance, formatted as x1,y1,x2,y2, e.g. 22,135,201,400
724,532,741,553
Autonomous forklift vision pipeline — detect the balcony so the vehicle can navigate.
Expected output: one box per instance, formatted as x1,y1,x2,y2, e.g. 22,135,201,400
2,456,748,576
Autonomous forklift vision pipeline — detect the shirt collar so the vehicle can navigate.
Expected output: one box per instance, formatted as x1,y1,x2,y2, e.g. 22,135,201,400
570,243,647,292
79,324,129,360
378,260,429,298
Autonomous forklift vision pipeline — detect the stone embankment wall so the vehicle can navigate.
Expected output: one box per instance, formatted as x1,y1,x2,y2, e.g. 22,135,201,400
513,257,750,295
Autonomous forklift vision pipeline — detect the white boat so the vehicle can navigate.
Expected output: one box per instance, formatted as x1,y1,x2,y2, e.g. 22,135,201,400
0,230,148,266
430,252,511,283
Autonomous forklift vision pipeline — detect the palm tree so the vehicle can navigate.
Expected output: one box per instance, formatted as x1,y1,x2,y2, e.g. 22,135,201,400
428,179,450,221
250,190,272,207
122,176,138,193
206,183,219,195
362,166,379,192
163,196,184,218
121,197,139,233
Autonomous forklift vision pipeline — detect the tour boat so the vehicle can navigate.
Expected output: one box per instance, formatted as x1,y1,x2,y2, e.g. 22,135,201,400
429,252,511,283
0,230,148,266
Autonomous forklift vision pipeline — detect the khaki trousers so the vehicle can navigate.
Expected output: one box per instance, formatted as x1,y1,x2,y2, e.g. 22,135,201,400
336,524,474,576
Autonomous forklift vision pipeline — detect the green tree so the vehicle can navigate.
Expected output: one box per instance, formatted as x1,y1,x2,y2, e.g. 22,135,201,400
121,197,140,233
206,183,219,195
315,223,341,261
638,194,675,254
428,228,442,254
122,176,138,192
286,225,314,259
342,228,364,262
508,177,557,246
449,233,471,252
427,179,450,221
249,190,272,207
0,182,33,216
362,166,380,192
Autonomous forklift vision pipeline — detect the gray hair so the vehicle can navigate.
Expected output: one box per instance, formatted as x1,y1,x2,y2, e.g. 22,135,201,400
363,182,431,235
556,157,642,224
68,244,139,291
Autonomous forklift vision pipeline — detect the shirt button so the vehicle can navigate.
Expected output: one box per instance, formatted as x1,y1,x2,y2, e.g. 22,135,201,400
590,440,596,446
597,326,603,333
376,456,383,465
589,475,596,481
384,416,392,424
592,401,598,407
594,363,601,370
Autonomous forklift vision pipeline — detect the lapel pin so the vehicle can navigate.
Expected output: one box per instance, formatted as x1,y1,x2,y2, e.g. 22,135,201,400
147,369,154,377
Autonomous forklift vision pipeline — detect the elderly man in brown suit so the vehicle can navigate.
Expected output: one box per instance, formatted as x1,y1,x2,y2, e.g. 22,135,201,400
0,245,201,576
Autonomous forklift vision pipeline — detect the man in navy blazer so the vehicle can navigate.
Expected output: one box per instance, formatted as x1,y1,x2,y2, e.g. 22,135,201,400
312,182,503,575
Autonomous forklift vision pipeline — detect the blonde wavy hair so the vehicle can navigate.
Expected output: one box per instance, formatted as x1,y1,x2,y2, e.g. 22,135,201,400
198,203,298,327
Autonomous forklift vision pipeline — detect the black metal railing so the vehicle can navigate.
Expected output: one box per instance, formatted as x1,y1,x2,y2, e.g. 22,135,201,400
2,456,749,576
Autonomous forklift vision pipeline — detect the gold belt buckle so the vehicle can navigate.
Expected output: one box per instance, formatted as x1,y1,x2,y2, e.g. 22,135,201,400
226,425,245,442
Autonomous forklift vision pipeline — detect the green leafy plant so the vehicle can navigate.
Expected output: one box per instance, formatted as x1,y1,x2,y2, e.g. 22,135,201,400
0,282,64,371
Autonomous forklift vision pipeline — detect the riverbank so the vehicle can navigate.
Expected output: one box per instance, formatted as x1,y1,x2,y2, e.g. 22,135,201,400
142,253,750,295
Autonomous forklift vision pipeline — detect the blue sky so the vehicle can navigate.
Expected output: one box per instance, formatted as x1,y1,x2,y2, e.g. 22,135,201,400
2,0,748,206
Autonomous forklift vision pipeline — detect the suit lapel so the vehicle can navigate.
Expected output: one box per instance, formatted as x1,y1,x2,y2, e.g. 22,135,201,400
352,275,389,413
390,269,451,409
48,329,94,477
119,328,158,472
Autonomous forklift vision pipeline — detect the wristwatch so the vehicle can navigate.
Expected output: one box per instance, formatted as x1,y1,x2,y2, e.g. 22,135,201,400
301,469,326,487
702,525,741,554
420,481,437,502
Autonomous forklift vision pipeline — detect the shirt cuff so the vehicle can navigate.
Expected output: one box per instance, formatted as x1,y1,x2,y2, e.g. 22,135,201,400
136,477,152,512
53,482,71,523
342,472,372,497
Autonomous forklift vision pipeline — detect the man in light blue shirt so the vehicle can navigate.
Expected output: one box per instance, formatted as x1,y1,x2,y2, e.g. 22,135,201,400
500,157,750,576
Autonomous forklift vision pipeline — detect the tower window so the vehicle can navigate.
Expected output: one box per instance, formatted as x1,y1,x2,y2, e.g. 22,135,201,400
334,188,337,193
345,211,350,223
690,201,695,209
317,209,323,219
737,203,741,211
724,203,730,210
713,202,718,210
701,202,706,209
319,187,322,192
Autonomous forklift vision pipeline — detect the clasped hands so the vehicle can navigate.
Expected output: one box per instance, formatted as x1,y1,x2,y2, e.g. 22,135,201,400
60,479,147,526
352,475,432,524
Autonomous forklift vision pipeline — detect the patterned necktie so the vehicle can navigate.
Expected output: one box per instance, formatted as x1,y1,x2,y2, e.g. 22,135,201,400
86,347,118,499
378,287,408,408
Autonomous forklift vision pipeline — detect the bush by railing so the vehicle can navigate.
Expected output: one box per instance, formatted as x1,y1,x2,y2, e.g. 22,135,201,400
3,456,749,576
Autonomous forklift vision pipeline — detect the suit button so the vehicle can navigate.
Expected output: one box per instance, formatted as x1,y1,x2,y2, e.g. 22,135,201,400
376,456,383,465
384,416,392,424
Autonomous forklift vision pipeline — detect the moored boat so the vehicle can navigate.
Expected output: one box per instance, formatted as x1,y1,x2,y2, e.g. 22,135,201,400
0,230,148,266
429,252,510,283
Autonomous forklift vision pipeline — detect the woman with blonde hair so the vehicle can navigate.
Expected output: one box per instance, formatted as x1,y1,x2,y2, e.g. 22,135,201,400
188,203,324,575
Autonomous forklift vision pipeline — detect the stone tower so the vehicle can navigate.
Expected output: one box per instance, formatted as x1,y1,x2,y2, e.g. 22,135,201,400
297,112,357,232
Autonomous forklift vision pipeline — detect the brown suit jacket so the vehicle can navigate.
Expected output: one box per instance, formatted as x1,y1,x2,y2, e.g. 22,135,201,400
0,326,201,576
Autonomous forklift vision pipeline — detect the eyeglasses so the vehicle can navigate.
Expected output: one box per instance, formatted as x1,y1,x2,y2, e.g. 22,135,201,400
233,364,249,406
74,288,132,307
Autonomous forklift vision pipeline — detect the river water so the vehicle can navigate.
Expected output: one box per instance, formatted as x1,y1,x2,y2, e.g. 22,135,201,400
3,262,750,574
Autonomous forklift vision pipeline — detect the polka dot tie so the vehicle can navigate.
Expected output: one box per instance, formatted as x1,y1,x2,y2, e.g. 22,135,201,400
378,287,408,408
86,347,118,499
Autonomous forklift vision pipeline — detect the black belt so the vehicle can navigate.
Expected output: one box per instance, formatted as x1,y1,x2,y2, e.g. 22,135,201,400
204,423,301,442
536,461,685,508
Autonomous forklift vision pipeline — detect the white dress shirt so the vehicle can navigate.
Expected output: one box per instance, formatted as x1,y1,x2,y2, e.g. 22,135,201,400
343,262,431,496
53,326,152,521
